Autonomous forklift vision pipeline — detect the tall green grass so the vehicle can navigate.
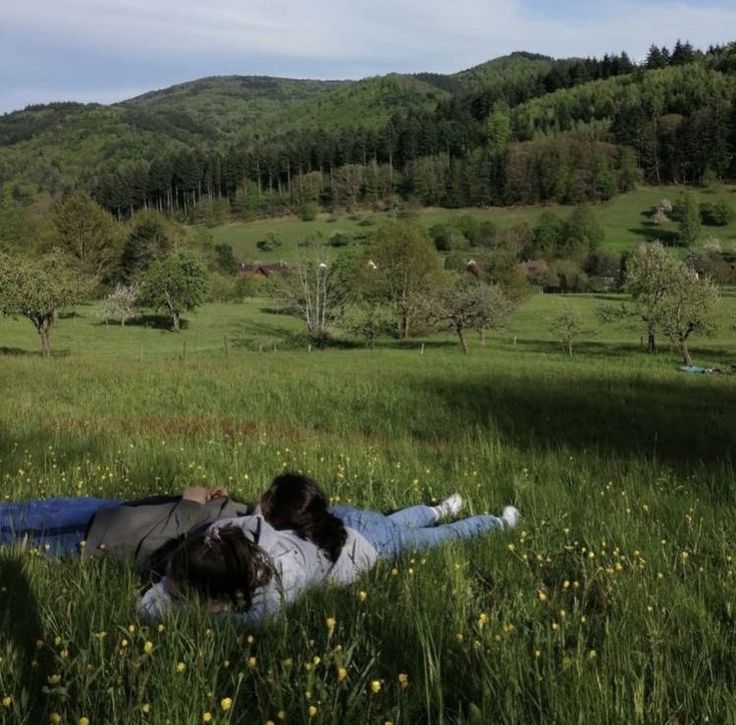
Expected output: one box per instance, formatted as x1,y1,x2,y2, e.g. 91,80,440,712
0,295,734,723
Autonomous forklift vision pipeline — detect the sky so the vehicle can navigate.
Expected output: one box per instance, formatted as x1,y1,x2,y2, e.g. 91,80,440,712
1,0,735,114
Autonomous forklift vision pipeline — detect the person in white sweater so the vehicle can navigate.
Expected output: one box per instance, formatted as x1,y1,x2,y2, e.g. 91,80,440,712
140,473,518,625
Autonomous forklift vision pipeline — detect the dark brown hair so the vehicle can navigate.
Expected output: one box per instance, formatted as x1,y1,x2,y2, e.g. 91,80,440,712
167,526,273,610
258,472,347,563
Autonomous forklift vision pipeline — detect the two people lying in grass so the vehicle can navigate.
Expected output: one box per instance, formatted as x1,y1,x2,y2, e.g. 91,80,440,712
140,472,519,626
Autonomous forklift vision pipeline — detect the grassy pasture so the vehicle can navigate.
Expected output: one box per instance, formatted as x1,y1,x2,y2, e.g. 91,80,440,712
0,293,735,723
197,185,736,263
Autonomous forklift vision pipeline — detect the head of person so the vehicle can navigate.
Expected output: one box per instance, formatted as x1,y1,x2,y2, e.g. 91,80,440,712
166,525,273,612
258,472,347,563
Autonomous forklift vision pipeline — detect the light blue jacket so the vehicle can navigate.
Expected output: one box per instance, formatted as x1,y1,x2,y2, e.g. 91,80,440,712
138,515,377,626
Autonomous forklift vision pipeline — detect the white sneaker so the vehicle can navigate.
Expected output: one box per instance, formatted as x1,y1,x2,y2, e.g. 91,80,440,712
501,506,520,529
434,493,465,520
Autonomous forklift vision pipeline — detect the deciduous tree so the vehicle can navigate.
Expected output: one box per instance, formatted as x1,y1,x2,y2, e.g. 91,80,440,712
367,222,444,339
138,251,208,331
0,252,90,357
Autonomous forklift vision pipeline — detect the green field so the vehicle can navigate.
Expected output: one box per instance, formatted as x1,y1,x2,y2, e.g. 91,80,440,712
197,185,736,263
0,294,735,723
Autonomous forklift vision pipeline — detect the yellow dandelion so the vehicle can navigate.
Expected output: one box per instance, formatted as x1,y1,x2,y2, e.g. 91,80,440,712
49,714,62,725
370,680,382,694
220,698,233,712
537,591,547,602
308,705,318,718
143,641,154,654
202,712,213,723
47,674,61,686
247,656,257,669
312,656,321,666
588,650,597,659
2,696,11,708
398,673,409,689
246,635,255,644
282,657,293,668
141,704,151,714
79,718,90,725
358,591,368,602
128,624,136,634
391,567,399,576
534,650,541,658
277,711,286,720
176,662,186,673
120,639,129,648
337,666,348,681
326,617,336,634
157,624,165,633
507,543,515,552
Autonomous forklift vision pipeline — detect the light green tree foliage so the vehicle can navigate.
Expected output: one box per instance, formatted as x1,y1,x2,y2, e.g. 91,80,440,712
0,251,90,357
426,274,514,353
338,303,395,348
367,222,444,338
486,104,512,152
625,242,720,362
625,242,681,353
48,192,123,280
658,264,719,366
550,308,584,357
677,192,701,247
138,251,208,331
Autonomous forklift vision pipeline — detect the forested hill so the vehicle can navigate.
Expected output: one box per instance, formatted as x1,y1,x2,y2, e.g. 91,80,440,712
1,43,735,221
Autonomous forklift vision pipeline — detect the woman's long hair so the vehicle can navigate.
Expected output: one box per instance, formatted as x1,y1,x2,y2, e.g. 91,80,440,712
167,526,273,611
258,472,347,563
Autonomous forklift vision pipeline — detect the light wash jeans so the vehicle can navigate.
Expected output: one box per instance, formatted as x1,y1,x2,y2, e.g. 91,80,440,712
0,498,120,556
331,504,503,559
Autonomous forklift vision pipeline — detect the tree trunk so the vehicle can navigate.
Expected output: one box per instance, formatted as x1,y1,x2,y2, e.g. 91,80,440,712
647,331,656,354
171,311,180,332
458,327,468,354
37,319,52,358
680,340,692,366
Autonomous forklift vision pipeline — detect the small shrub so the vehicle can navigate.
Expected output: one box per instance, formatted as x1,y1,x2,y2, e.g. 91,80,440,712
700,200,732,226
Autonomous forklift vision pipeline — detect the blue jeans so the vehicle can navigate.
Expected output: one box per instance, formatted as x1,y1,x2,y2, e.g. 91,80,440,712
0,498,120,557
331,505,503,559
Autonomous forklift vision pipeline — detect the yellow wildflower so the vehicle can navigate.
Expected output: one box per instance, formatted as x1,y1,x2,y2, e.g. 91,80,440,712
370,680,382,694
398,673,409,689
220,698,233,712
247,656,257,669
143,641,154,654
308,705,318,717
337,666,348,681
49,715,62,725
176,662,186,673
202,713,213,723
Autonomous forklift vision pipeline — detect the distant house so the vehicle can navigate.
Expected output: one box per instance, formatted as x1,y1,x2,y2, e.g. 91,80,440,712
465,259,484,278
521,259,550,285
238,261,289,278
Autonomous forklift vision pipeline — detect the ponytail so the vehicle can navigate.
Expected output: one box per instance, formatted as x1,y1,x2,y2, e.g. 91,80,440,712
259,472,347,563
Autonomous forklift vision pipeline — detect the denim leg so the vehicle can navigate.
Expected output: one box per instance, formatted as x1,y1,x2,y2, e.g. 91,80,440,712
387,505,437,529
0,497,120,557
397,515,504,554
331,506,399,558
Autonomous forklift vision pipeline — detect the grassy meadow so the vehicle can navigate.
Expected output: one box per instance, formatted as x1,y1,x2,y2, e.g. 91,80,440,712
198,185,736,263
0,292,735,724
